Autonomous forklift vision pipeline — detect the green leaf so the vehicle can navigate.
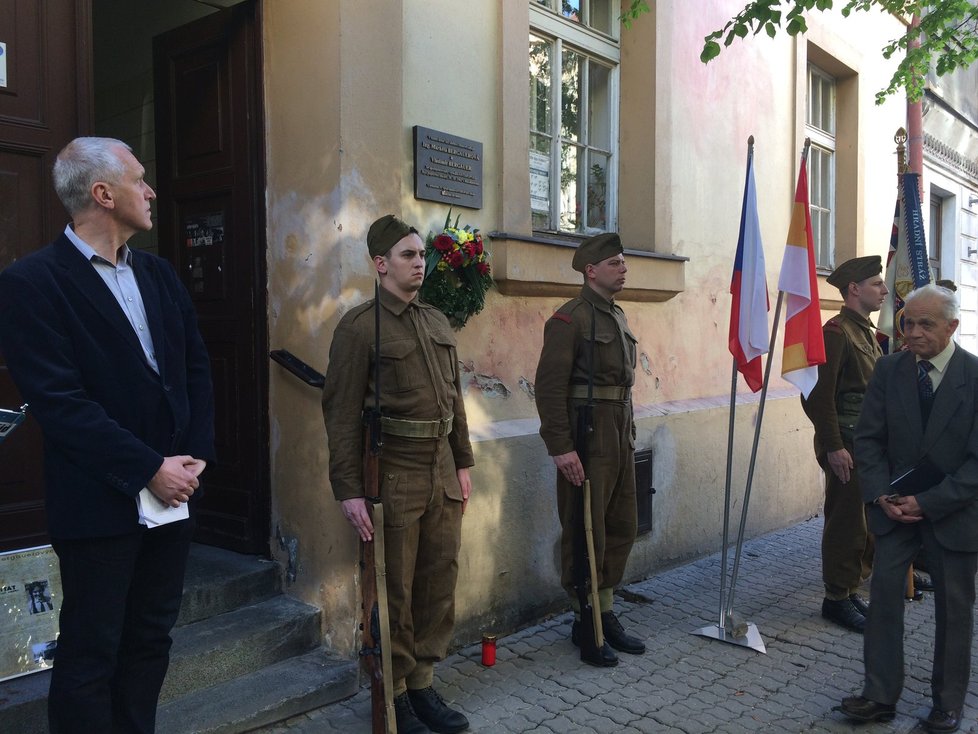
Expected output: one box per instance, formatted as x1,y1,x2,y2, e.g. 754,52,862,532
765,21,777,38
701,40,722,63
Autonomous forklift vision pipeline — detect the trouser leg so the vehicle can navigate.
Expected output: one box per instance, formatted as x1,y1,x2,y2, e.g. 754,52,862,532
862,524,918,705
820,449,871,599
923,523,977,712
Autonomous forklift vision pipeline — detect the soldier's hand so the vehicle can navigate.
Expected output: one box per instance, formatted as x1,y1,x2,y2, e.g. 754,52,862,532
827,448,853,483
457,467,472,514
553,451,585,487
341,497,374,542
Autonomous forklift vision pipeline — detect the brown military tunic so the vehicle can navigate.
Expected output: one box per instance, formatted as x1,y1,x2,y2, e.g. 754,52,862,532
322,286,473,694
535,284,638,606
802,306,882,599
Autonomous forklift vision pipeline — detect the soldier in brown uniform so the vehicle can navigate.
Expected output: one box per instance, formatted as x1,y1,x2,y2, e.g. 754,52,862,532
322,215,473,734
802,255,887,632
534,233,646,667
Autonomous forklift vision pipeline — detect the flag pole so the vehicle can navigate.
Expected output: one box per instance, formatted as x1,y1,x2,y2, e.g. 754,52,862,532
717,135,754,630
723,289,784,633
719,358,738,629
723,138,812,652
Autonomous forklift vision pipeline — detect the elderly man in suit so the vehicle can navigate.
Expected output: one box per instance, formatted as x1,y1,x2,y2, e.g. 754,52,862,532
0,137,214,734
836,284,978,733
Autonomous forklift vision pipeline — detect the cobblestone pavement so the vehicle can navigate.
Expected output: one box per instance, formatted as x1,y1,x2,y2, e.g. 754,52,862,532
251,517,978,733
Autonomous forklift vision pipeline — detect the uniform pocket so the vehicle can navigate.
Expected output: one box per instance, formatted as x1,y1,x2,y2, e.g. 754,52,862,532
378,338,423,392
429,331,458,384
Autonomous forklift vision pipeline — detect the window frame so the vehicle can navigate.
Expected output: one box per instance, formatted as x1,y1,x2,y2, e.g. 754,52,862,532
806,64,837,270
530,2,620,235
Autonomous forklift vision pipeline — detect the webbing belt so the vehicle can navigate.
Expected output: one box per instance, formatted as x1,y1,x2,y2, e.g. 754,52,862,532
380,415,454,438
568,385,630,401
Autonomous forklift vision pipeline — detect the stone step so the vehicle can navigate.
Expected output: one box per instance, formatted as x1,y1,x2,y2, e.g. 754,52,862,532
177,544,280,626
161,595,322,701
156,648,358,734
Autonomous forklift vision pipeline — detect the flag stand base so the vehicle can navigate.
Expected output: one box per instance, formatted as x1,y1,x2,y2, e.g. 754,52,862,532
692,622,767,654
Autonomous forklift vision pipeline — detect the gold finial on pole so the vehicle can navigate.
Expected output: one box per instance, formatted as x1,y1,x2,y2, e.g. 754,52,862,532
895,127,909,174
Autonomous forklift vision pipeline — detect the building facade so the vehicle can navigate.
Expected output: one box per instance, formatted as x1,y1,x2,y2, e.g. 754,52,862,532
5,0,969,667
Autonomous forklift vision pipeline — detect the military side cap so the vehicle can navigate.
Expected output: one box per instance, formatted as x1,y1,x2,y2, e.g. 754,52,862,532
826,255,882,288
367,214,416,257
572,232,623,273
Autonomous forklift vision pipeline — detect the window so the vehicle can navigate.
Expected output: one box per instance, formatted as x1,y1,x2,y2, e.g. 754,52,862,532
807,65,836,269
530,1,619,234
929,194,943,283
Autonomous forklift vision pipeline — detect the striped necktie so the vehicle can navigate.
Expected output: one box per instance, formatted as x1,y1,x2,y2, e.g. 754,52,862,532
918,360,935,426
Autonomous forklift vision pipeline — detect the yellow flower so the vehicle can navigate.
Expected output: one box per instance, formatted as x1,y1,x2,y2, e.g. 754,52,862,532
437,260,449,272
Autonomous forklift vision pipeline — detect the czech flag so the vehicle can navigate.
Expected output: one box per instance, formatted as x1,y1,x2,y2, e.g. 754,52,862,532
728,145,769,392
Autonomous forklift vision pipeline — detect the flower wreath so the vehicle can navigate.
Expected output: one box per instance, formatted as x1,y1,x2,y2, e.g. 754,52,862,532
420,210,493,330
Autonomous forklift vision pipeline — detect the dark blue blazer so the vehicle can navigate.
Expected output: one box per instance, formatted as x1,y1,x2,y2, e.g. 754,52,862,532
855,346,978,552
0,234,215,538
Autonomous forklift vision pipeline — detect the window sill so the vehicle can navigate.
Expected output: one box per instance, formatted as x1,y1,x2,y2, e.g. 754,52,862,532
488,232,687,302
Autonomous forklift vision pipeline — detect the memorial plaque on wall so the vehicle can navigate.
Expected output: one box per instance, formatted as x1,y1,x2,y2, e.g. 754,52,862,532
413,126,483,210
0,545,61,681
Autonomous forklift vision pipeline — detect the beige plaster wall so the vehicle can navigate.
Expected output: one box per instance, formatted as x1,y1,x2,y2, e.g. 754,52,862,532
263,0,907,655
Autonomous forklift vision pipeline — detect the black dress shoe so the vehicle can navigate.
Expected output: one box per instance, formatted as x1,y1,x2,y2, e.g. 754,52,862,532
921,708,960,733
571,622,620,667
394,692,430,734
407,687,468,734
601,611,647,654
833,695,896,722
821,597,866,632
848,593,869,616
914,571,935,592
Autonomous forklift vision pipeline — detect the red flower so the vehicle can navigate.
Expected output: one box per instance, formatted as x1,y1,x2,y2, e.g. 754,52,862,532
476,262,490,276
433,234,455,252
446,251,464,268
472,236,484,255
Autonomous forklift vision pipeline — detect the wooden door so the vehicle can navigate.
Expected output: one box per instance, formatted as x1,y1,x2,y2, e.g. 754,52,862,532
0,0,90,552
153,2,269,555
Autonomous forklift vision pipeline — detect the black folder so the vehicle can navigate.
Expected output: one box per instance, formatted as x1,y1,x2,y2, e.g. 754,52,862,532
890,457,946,496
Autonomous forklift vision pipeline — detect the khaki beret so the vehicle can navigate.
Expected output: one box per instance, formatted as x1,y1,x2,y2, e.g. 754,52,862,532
367,214,418,258
572,232,623,273
826,255,882,288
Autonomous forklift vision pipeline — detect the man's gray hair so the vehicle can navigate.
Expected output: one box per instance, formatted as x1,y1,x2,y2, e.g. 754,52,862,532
52,137,132,216
905,283,959,322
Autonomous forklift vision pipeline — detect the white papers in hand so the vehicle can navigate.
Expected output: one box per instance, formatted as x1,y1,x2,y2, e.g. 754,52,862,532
136,488,189,527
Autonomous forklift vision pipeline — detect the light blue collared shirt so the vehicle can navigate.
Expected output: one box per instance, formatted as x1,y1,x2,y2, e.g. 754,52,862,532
65,225,159,374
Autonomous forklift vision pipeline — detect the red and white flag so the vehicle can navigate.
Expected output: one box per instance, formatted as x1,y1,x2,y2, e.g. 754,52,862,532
778,151,825,398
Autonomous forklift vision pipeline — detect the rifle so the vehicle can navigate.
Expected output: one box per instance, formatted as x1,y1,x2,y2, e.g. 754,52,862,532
359,282,395,734
571,305,604,662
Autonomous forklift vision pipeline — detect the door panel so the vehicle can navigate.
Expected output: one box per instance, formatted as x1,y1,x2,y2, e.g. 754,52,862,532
0,0,90,552
153,2,268,555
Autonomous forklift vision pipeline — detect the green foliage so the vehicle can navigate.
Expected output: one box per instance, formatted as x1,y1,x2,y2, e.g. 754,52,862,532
697,1,978,104
420,210,494,331
620,0,650,28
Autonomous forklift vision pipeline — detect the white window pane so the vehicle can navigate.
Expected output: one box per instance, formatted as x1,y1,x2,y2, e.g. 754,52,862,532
560,143,581,230
588,60,611,150
529,35,552,134
589,0,613,34
562,50,582,142
587,151,609,231
563,0,581,23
